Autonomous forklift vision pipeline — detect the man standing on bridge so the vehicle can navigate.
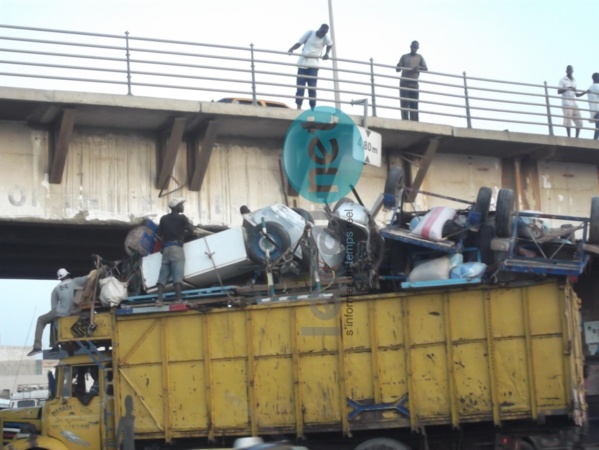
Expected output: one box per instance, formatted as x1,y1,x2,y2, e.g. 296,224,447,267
155,198,195,304
396,40,428,121
558,65,585,138
27,268,90,357
288,24,333,110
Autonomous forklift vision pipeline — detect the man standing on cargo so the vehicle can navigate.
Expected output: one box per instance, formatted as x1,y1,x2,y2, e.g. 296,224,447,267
27,268,90,357
288,24,332,110
396,41,428,121
558,65,585,138
156,198,195,304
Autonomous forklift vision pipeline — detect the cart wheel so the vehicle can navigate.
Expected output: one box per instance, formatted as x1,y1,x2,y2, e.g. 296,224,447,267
291,207,314,224
469,186,493,226
495,188,514,238
354,437,411,450
589,197,599,245
333,197,354,213
246,221,291,265
383,167,405,208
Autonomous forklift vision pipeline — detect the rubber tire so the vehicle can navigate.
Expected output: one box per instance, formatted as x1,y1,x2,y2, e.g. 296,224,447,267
495,188,514,238
471,186,492,225
518,441,534,450
246,221,291,264
333,197,354,213
589,197,599,244
291,207,314,224
354,438,411,450
384,167,405,207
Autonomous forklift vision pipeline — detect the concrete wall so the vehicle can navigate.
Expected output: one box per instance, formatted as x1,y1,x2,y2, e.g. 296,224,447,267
0,121,597,231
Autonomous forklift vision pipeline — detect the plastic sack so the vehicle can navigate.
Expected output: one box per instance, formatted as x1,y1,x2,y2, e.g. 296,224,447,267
99,277,128,307
407,256,450,282
450,262,487,280
411,207,457,241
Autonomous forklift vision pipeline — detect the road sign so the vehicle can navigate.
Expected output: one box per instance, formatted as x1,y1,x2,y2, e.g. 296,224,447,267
355,126,382,167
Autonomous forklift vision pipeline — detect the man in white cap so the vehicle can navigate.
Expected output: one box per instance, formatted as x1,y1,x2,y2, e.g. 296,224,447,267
156,198,195,304
27,268,91,356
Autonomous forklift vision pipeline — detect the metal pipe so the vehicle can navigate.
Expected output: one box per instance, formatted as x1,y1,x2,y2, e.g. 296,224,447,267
250,43,257,105
370,58,377,117
125,31,132,96
544,81,554,136
327,0,341,109
463,71,472,128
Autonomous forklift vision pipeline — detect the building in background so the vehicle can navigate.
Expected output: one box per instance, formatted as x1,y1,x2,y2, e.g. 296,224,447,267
0,346,57,396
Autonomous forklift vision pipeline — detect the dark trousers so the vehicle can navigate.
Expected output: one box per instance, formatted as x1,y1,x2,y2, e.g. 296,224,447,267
295,67,319,109
400,83,420,121
594,113,599,140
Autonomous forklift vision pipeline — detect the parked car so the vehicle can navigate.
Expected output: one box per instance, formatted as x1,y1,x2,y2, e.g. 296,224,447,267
217,98,290,108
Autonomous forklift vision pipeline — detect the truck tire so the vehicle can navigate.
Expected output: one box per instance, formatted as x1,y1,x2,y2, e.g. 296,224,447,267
589,197,599,244
246,221,291,265
470,186,492,226
384,167,405,208
495,188,514,238
354,438,411,450
518,440,534,450
291,207,314,224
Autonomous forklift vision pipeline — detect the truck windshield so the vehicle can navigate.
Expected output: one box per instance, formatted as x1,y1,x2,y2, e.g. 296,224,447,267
59,365,100,405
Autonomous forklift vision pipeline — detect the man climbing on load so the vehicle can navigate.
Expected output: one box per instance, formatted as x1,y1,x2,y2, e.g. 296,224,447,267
155,198,195,304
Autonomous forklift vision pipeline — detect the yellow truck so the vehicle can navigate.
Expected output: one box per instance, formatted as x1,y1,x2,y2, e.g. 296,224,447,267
1,279,586,450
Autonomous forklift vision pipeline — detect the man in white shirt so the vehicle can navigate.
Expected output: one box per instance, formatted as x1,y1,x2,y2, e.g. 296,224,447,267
587,72,599,140
558,65,585,138
288,24,333,110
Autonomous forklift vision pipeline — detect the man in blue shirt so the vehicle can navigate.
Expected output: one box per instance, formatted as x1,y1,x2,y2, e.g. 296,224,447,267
156,198,195,304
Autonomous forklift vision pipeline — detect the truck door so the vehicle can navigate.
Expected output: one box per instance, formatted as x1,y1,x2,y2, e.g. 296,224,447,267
44,364,102,450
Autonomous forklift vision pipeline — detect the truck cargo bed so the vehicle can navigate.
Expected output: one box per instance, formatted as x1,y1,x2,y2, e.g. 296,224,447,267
104,280,584,440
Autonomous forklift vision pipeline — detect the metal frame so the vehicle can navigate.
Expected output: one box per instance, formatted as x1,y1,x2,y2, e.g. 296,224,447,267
499,211,591,276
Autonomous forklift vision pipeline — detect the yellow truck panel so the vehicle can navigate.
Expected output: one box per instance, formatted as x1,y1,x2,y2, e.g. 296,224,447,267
101,279,583,440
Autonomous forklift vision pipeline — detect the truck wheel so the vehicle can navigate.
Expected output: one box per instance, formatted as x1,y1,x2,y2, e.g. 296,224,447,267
354,438,411,450
589,197,599,244
246,221,291,265
384,167,405,208
518,440,534,450
291,207,314,224
469,186,492,226
495,188,515,238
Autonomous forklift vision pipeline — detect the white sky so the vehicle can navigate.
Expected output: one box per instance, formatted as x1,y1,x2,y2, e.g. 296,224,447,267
0,0,598,347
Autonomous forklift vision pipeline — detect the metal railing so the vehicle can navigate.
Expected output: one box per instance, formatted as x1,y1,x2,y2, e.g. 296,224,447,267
1,24,598,138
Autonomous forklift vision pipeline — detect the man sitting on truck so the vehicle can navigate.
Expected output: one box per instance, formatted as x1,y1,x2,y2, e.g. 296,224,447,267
27,268,91,357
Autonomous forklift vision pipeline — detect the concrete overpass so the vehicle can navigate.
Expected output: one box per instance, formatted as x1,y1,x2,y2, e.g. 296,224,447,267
1,86,598,280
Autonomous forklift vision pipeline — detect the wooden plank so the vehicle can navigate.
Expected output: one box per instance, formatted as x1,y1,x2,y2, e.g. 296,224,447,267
189,120,219,191
156,117,187,190
49,108,76,184
406,138,440,203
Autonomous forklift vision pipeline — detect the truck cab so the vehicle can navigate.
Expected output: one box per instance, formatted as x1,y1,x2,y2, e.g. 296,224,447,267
1,354,111,450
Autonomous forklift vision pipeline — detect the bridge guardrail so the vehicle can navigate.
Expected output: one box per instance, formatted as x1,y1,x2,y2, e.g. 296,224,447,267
0,24,598,138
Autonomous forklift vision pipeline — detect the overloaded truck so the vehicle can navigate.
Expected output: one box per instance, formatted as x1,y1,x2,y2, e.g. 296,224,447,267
2,172,597,449
0,278,587,450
